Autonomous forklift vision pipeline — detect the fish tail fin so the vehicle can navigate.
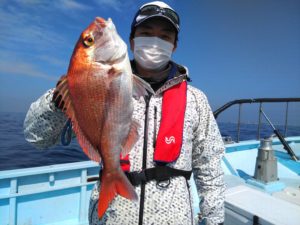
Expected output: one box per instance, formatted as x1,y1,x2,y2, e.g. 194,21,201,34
98,170,137,218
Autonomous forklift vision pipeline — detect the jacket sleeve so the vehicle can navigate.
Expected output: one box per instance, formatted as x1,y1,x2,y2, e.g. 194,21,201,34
191,91,225,225
23,89,68,149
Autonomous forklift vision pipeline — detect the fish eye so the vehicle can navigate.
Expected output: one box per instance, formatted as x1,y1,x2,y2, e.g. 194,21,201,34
83,33,94,47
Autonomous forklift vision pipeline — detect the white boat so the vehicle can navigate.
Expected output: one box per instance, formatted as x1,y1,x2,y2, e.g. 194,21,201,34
0,98,299,225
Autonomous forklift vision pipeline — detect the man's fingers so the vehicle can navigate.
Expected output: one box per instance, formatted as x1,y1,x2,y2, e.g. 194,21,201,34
52,91,58,102
54,95,62,109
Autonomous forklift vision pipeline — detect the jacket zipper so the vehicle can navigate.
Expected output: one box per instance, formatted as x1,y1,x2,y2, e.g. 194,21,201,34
186,179,194,225
138,94,151,225
152,106,157,148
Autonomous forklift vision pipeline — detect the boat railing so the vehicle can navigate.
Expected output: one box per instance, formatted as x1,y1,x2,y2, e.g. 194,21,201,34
213,98,300,143
0,161,100,225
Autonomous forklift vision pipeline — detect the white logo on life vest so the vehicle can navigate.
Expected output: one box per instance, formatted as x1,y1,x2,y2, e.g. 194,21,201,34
165,136,175,144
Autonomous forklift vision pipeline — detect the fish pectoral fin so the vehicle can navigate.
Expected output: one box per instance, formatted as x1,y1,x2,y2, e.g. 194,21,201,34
121,119,140,157
98,170,138,219
132,74,155,98
55,74,67,87
53,75,72,113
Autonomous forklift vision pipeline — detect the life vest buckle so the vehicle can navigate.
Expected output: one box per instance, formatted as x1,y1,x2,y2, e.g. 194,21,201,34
156,179,171,189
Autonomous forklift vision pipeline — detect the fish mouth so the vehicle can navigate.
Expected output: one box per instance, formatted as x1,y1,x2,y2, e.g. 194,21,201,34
95,17,107,28
92,17,126,66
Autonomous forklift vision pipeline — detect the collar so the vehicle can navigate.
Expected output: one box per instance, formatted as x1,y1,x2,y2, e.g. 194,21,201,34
130,60,190,95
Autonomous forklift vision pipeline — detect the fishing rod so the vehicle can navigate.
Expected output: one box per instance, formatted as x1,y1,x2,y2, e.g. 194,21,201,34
260,109,298,161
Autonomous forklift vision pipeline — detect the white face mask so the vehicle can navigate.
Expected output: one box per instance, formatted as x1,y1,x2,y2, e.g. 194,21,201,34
133,37,174,71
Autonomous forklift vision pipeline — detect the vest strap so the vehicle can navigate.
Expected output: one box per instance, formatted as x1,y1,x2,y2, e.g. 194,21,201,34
125,166,192,186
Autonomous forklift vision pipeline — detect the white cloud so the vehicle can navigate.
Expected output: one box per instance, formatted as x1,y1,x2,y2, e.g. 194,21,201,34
13,0,91,11
94,0,136,12
94,0,121,11
0,1,89,82
57,0,92,11
38,55,68,67
0,5,68,53
0,60,58,81
15,0,46,5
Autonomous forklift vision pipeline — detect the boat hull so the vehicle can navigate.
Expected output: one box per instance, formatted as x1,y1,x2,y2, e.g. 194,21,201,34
1,137,299,225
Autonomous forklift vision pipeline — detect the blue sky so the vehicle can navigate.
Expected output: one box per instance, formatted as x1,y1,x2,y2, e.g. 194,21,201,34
0,0,299,124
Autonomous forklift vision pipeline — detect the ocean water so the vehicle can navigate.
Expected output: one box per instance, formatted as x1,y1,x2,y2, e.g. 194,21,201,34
0,112,89,171
0,112,299,171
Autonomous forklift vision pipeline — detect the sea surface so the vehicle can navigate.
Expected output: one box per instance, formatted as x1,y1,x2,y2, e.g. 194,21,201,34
0,112,299,171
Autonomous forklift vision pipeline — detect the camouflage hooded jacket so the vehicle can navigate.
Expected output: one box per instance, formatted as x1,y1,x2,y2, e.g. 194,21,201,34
24,63,225,225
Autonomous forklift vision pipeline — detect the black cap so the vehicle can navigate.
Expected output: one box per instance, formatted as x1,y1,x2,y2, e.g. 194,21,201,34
131,1,180,34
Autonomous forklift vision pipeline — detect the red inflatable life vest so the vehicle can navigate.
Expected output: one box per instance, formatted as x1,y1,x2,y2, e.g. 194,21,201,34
121,80,187,171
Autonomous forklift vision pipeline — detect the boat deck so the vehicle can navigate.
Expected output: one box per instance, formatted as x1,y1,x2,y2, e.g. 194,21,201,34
222,136,300,225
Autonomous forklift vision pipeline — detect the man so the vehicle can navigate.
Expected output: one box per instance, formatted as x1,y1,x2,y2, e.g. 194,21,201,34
24,1,225,225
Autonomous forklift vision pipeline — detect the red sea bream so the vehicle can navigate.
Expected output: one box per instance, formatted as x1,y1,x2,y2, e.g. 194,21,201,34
53,17,151,218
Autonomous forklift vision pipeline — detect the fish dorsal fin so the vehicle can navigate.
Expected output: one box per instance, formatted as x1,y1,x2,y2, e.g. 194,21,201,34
53,75,101,162
121,119,140,158
132,74,155,98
